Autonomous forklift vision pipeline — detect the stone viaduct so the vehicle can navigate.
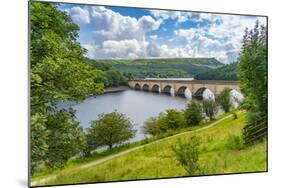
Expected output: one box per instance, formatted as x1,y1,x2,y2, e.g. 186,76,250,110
128,79,240,99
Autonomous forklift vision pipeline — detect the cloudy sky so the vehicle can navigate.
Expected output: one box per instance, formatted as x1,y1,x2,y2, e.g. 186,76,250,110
59,3,266,64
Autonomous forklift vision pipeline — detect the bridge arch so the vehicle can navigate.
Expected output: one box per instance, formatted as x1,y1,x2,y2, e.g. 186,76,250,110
135,83,141,90
142,84,149,91
163,85,175,96
230,89,244,107
177,86,192,100
194,87,215,100
151,84,161,93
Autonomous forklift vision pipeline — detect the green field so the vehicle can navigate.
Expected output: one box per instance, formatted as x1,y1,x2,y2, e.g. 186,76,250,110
34,112,267,186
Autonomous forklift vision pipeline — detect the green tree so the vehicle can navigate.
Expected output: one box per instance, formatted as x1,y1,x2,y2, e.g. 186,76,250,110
30,2,104,173
31,2,104,114
31,114,48,175
217,88,232,112
184,101,203,126
87,112,136,149
161,109,185,130
143,117,162,136
45,109,86,168
172,136,201,175
238,21,267,143
202,99,218,120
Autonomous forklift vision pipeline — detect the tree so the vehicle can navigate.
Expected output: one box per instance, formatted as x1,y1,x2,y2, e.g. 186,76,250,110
45,109,86,168
31,114,48,175
31,2,104,114
217,88,232,112
184,101,203,126
161,109,185,130
30,2,105,172
202,99,218,120
87,112,136,149
143,117,162,136
238,21,267,143
172,136,201,175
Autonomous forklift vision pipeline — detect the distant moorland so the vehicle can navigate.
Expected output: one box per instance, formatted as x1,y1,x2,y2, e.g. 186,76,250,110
89,58,224,79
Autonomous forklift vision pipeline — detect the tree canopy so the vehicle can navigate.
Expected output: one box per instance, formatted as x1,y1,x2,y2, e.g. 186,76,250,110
87,112,136,149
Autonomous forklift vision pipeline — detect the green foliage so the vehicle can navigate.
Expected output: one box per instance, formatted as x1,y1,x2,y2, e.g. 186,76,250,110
172,136,201,175
87,112,136,149
238,21,267,143
218,88,232,112
159,109,185,130
31,2,104,114
95,58,223,79
184,101,203,126
202,99,218,120
194,63,239,80
31,114,49,175
142,109,185,136
232,112,238,119
45,109,86,169
225,135,244,150
85,59,128,87
142,117,162,136
30,2,103,173
105,69,127,87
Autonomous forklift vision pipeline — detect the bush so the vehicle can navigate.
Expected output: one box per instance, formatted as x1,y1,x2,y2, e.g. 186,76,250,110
218,88,232,112
143,109,185,136
225,135,244,150
202,99,218,120
160,109,185,130
142,117,162,136
172,136,201,175
232,112,238,119
184,101,203,126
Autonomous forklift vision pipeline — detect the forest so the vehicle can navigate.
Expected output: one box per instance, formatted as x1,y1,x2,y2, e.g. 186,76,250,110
194,63,239,81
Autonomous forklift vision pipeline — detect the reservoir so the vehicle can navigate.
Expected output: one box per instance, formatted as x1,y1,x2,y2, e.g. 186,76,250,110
59,89,188,141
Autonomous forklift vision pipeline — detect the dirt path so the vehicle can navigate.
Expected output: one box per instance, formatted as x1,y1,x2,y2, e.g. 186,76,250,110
31,113,234,186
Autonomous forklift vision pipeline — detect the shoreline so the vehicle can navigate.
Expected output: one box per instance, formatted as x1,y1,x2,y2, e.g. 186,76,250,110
104,86,129,93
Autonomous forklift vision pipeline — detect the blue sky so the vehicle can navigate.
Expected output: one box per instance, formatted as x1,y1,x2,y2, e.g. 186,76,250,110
59,3,266,64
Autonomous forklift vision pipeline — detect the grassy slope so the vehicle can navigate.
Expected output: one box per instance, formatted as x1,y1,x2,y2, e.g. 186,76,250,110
95,58,224,78
42,112,267,186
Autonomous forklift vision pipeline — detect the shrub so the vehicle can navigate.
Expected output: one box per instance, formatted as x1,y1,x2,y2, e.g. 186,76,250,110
225,135,244,150
142,117,162,136
172,136,201,175
184,101,203,126
202,99,218,120
218,88,232,112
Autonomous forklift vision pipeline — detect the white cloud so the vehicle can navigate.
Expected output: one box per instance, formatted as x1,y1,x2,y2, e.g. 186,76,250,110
174,15,266,63
65,6,266,63
149,35,158,40
68,6,90,25
150,10,191,23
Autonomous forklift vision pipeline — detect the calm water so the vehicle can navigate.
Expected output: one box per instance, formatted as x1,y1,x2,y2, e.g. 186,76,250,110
59,89,188,141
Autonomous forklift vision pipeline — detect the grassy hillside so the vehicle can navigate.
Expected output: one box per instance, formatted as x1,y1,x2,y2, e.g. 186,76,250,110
39,112,267,186
194,63,239,81
91,58,224,79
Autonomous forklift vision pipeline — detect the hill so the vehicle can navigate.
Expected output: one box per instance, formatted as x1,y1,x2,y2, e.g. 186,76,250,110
194,63,239,81
34,111,266,186
90,58,224,79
